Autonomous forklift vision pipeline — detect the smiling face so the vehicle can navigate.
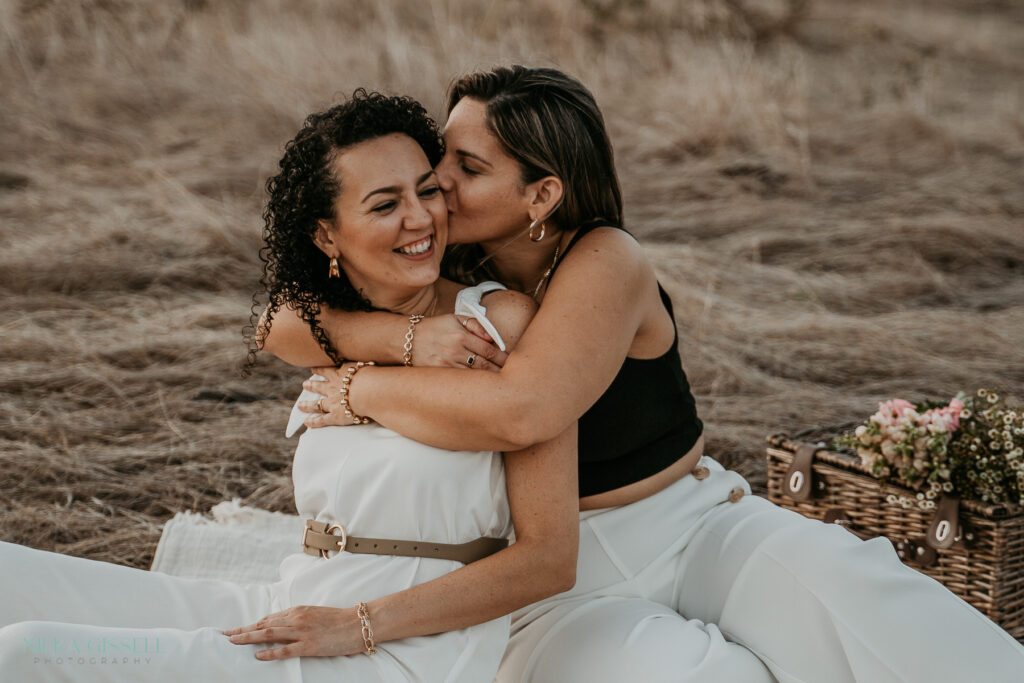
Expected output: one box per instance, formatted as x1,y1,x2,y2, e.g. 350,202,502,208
314,133,447,308
434,98,535,248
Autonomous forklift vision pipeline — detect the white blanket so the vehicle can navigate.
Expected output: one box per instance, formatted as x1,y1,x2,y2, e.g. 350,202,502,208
150,499,304,584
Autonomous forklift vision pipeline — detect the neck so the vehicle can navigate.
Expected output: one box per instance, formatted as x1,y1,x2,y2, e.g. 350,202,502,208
480,230,564,294
360,282,439,317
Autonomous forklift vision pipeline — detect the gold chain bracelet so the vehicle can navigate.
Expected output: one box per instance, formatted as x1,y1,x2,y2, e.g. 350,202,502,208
338,361,375,424
356,602,377,655
402,314,424,366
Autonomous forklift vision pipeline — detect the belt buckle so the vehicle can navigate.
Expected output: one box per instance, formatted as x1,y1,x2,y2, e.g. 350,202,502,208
302,519,348,559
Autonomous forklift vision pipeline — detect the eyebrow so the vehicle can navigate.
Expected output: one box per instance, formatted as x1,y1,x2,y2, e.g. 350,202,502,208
455,149,493,168
361,171,437,203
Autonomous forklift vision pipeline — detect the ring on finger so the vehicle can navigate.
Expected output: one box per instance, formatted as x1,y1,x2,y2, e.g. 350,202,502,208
317,398,326,413
466,354,476,367
459,317,469,329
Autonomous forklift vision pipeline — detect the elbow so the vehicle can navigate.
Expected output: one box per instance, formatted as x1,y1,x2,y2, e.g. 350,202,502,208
552,560,577,595
497,399,567,451
543,554,577,598
531,547,577,600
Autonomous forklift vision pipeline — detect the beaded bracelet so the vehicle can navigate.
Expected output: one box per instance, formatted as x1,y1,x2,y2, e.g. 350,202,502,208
338,361,375,425
402,314,424,366
356,602,377,655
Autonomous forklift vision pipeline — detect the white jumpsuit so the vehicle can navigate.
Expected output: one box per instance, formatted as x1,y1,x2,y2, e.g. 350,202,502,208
0,288,514,683
498,456,1024,683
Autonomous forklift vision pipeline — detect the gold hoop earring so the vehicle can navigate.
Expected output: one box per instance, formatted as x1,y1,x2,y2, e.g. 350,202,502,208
328,257,341,278
528,219,545,242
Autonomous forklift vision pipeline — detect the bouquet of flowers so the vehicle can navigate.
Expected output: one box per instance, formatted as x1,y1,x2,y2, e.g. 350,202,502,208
836,389,1023,510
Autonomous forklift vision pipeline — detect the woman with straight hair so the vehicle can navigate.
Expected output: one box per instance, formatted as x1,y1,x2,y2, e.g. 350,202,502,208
262,66,1024,682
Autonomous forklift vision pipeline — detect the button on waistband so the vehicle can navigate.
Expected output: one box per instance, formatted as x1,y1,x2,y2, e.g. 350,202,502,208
728,487,745,503
692,466,710,481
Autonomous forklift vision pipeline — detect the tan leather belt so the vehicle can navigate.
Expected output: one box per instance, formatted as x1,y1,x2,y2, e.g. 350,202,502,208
302,519,509,564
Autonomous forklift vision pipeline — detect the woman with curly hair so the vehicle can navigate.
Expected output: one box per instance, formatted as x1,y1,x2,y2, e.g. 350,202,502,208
0,90,578,683
262,66,1024,682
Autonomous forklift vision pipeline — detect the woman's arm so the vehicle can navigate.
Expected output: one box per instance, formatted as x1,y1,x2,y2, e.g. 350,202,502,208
306,228,665,452
223,422,578,660
368,421,578,643
259,303,508,370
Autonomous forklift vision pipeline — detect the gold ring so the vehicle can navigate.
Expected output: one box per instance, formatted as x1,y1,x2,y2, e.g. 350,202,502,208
467,354,476,367
317,398,325,413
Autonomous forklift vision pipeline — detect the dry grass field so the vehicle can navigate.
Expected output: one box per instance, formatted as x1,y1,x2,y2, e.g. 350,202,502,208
1,0,1022,569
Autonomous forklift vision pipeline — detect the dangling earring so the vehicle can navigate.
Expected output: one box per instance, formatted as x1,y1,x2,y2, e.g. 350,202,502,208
328,257,341,278
528,218,545,242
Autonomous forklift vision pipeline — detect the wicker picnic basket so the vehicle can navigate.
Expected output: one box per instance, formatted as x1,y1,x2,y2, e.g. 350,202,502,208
766,431,1024,640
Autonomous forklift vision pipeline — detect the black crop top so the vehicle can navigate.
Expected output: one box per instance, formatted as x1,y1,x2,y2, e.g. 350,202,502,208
551,222,704,497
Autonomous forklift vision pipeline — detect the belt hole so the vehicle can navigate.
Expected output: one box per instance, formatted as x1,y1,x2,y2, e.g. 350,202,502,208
433,547,438,552
373,543,378,548
353,542,359,547
393,545,398,549
413,546,418,550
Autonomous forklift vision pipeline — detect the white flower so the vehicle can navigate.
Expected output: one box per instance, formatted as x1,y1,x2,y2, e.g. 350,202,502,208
942,482,954,492
926,489,937,499
923,500,936,510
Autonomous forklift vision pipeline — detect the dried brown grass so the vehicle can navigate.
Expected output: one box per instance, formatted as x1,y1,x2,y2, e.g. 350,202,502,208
1,0,1022,568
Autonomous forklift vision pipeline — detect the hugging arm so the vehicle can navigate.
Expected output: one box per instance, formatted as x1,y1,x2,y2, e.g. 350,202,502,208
259,303,508,370
307,229,663,452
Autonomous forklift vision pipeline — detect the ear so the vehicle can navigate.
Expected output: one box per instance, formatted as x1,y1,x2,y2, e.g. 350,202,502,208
312,218,340,258
526,176,564,224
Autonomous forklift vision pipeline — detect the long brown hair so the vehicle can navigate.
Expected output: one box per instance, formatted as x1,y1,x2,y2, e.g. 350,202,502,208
442,66,624,284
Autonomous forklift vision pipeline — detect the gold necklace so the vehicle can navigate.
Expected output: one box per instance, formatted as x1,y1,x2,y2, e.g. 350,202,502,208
532,244,561,299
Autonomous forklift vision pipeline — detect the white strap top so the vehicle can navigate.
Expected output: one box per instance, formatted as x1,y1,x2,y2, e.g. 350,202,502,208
284,282,508,438
454,281,508,352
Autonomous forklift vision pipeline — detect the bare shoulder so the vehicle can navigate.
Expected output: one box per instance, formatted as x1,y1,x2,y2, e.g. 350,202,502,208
554,227,654,291
480,289,538,351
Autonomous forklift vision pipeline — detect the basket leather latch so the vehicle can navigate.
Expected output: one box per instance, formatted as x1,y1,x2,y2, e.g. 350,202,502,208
895,536,939,567
782,443,819,501
926,495,961,550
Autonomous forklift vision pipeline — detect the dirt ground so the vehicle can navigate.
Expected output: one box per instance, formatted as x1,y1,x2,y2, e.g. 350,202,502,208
1,0,1022,568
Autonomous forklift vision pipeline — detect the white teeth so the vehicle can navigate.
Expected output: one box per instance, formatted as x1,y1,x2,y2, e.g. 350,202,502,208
398,237,431,255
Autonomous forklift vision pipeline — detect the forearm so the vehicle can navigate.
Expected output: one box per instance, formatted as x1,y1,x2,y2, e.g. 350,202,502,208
367,539,572,643
261,304,408,367
355,361,547,452
367,424,578,644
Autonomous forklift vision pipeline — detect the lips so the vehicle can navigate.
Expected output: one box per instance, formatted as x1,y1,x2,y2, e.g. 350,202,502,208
395,235,432,256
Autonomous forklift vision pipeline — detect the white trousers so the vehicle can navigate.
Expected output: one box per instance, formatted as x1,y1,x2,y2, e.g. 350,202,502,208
0,541,503,682
498,456,1024,683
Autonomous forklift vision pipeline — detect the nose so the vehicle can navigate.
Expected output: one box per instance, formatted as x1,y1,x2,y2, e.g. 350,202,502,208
404,194,434,232
435,154,455,193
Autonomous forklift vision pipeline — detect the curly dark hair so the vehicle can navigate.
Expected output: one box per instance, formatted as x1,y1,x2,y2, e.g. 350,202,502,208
246,89,444,369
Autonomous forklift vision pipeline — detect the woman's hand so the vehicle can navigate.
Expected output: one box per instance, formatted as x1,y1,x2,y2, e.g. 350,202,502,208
222,605,364,660
410,314,507,371
297,365,362,429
